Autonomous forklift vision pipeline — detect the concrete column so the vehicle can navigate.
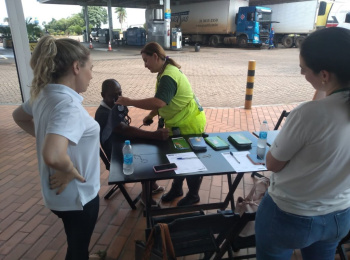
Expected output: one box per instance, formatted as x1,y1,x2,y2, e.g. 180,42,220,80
5,0,32,102
84,5,89,43
107,0,113,44
164,0,171,49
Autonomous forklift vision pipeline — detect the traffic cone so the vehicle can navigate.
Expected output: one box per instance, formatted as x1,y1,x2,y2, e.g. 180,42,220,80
89,40,93,49
108,41,112,51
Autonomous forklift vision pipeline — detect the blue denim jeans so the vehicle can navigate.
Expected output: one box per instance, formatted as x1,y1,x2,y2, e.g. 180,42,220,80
255,193,350,260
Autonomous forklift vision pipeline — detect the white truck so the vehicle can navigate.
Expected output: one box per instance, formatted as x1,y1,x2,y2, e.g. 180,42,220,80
326,1,350,27
170,0,273,47
262,0,333,48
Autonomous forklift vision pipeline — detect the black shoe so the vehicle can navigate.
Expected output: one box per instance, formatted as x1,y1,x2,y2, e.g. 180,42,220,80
140,198,159,207
177,194,200,206
161,188,183,202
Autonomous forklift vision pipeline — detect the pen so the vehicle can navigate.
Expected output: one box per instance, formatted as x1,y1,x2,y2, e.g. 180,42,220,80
177,157,198,160
229,151,240,164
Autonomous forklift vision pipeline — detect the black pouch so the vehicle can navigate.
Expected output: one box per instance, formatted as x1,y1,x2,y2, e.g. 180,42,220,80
227,133,252,150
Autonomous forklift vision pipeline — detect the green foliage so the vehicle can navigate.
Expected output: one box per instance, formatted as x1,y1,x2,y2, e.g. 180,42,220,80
1,6,108,39
115,7,127,29
67,25,83,35
84,6,108,28
0,25,12,38
0,17,42,42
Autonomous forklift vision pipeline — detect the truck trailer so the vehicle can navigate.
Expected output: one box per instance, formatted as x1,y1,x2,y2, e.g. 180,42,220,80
170,0,273,48
262,0,333,48
326,1,350,27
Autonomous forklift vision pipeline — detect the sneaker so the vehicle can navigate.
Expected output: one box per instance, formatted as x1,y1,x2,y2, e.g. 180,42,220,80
161,188,183,202
177,194,200,206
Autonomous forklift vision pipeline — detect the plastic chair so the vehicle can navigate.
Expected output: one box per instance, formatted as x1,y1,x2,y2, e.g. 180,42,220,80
100,147,140,209
251,110,290,179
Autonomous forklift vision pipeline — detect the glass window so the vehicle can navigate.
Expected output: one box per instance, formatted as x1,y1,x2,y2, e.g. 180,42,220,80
319,1,327,16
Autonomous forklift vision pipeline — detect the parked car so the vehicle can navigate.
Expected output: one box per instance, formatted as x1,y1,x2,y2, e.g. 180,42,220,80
90,28,101,41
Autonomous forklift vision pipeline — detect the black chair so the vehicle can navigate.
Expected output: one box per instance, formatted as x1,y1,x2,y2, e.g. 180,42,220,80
100,147,140,209
274,110,290,130
251,110,290,179
151,212,254,259
337,231,350,260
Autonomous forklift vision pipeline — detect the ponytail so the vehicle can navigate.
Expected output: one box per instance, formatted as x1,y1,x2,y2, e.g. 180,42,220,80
141,42,181,76
29,35,90,102
30,36,57,102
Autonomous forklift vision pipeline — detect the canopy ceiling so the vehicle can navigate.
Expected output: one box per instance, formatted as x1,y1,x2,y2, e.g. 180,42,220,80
38,0,312,9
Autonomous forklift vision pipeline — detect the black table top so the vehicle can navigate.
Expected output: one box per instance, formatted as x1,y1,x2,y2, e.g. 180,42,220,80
109,131,259,185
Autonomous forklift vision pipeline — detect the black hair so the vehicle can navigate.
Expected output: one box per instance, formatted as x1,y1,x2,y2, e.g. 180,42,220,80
300,27,350,87
300,27,350,102
101,79,131,125
101,79,121,94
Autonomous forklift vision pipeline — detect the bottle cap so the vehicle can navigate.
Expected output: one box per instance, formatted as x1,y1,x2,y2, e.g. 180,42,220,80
125,140,130,145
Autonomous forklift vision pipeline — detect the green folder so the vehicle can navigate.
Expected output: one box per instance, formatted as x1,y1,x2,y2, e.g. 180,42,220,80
204,136,229,150
227,133,252,150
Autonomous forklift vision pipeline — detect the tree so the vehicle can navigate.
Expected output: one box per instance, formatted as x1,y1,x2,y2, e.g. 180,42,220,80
115,7,127,31
26,17,42,42
82,6,108,28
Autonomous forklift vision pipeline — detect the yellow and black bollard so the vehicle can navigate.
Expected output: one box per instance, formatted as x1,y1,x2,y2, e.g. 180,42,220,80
244,60,256,109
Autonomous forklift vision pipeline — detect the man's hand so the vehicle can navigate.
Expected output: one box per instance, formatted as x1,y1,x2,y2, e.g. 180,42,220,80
49,168,85,195
154,128,170,140
115,96,131,106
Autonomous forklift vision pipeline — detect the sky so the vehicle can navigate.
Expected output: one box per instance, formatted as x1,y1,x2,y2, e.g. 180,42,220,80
0,0,146,29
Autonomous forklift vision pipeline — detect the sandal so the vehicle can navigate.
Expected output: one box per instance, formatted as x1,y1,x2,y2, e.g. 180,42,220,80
152,186,165,194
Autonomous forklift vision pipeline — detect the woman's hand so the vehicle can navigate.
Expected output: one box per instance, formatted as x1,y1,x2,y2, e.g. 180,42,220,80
115,96,131,106
43,133,86,195
49,168,85,195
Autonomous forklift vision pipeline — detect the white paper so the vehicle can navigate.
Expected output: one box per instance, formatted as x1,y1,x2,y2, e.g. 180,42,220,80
166,152,208,174
222,151,267,173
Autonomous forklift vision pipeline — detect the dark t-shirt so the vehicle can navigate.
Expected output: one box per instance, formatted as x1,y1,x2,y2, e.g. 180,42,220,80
155,75,177,104
95,104,129,159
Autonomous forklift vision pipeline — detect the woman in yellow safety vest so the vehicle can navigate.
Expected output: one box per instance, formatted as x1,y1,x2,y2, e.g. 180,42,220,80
116,41,206,206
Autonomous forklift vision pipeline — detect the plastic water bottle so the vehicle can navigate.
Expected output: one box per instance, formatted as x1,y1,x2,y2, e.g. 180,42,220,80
257,120,268,159
122,140,134,175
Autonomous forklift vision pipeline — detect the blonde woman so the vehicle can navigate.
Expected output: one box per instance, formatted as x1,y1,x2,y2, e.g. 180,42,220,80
13,35,100,260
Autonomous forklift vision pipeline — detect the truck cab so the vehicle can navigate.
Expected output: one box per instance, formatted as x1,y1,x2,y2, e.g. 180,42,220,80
236,6,272,47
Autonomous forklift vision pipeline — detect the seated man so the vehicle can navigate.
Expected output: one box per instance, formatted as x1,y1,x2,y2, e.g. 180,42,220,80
95,79,169,202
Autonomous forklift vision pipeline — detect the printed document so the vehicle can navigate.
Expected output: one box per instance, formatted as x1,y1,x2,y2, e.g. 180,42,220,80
222,151,267,173
167,152,207,174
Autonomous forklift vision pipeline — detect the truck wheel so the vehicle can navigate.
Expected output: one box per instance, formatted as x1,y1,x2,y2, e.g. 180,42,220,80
238,35,248,48
295,36,305,48
209,35,220,47
282,36,294,48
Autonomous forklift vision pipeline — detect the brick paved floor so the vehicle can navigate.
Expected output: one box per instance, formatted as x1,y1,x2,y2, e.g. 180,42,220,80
0,102,308,260
0,44,346,259
1,44,314,107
